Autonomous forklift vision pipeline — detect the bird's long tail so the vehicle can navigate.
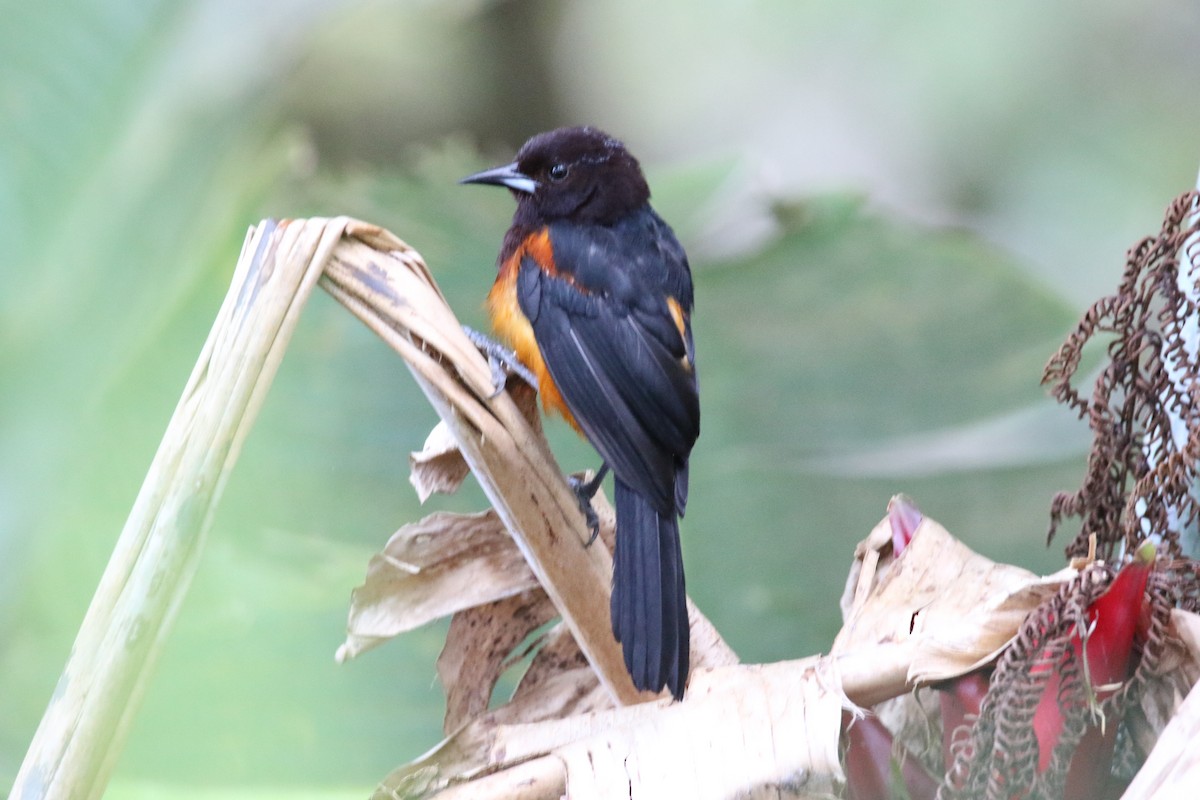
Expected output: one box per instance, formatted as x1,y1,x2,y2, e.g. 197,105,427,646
611,476,690,699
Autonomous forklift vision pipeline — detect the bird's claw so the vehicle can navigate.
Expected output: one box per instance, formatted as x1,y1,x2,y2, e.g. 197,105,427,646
569,464,610,547
463,325,538,397
569,475,602,546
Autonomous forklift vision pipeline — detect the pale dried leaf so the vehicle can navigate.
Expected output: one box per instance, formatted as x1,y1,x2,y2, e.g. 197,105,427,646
906,566,1073,684
337,510,537,662
410,421,471,502
833,511,1072,701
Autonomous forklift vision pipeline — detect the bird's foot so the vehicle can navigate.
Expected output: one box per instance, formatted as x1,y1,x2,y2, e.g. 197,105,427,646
463,325,538,397
569,463,610,547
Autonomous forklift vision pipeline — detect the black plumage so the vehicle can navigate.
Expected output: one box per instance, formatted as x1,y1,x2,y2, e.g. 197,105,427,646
463,126,700,699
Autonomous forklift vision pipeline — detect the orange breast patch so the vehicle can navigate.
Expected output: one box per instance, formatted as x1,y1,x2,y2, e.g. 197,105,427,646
486,229,581,431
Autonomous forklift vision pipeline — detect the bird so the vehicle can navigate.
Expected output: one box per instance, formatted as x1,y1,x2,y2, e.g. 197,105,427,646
461,126,700,700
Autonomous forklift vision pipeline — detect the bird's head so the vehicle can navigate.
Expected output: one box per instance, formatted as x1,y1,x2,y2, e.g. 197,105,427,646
461,126,650,225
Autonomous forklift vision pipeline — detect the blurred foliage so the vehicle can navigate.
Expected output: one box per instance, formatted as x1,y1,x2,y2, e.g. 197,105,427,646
2,0,1196,795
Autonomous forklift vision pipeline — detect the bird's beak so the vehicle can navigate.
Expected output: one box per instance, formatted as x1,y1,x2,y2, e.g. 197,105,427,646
459,162,538,195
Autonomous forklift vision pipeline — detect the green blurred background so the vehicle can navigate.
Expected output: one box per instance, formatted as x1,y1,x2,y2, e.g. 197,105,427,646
3,0,1198,795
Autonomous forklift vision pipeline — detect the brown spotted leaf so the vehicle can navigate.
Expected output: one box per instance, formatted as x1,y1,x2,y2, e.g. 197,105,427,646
437,589,559,734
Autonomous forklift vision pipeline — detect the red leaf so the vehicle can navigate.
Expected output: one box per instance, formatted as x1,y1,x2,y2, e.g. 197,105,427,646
937,669,990,770
843,710,939,800
1030,542,1155,798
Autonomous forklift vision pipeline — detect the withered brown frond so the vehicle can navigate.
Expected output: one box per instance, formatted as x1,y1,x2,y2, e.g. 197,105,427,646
1043,191,1200,561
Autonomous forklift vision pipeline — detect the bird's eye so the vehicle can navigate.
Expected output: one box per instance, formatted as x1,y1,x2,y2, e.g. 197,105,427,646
548,163,569,182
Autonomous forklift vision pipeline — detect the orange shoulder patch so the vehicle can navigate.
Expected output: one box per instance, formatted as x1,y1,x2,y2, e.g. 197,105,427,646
666,295,693,371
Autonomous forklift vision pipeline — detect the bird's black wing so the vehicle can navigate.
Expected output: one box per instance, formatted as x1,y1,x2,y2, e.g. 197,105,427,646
516,212,699,516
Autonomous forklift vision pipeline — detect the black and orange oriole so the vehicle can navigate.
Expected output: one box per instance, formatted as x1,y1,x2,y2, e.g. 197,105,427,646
462,126,699,700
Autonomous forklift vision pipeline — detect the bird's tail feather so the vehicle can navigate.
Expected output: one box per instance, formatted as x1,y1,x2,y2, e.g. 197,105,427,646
611,476,690,699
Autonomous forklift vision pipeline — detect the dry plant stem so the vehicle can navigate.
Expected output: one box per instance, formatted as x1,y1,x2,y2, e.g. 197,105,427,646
319,222,647,704
10,218,339,800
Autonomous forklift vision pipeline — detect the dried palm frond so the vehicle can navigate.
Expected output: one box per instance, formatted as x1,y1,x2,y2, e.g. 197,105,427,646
1043,191,1200,561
